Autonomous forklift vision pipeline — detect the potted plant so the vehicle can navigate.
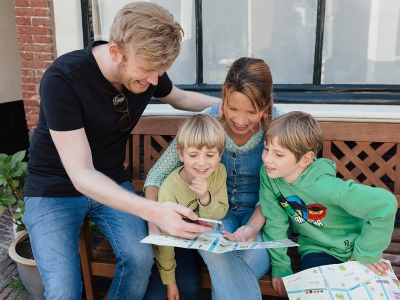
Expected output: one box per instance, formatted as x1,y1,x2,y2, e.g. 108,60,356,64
0,150,45,300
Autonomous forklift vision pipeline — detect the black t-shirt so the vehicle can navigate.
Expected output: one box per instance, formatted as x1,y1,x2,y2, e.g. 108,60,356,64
24,41,173,197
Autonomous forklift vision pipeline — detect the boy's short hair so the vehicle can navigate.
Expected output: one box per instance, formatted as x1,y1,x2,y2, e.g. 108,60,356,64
265,111,324,162
176,114,226,154
109,2,183,70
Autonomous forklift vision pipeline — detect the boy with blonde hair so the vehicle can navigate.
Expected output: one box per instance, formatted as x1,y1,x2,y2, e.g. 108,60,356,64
225,111,397,296
150,114,228,300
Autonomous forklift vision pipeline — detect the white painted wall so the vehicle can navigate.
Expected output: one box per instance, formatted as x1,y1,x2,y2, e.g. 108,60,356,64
0,1,22,104
53,0,84,57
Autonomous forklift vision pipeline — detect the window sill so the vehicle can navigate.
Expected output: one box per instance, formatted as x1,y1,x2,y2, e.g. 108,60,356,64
142,104,400,123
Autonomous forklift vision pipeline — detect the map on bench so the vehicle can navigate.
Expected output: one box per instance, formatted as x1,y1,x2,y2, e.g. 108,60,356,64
140,232,298,254
283,259,400,300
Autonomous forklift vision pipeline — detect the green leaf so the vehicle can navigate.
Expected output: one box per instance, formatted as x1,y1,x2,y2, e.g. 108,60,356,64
13,211,23,219
11,151,26,163
0,204,4,216
11,180,19,188
0,178,7,186
17,199,25,210
11,170,23,177
16,224,26,232
0,194,17,205
0,154,8,161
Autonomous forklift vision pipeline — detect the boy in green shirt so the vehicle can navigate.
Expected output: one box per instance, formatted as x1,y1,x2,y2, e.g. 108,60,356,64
149,114,228,299
224,111,397,296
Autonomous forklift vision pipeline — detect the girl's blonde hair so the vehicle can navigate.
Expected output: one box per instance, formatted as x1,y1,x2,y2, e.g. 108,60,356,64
176,114,226,154
220,57,274,131
265,111,324,162
109,2,183,70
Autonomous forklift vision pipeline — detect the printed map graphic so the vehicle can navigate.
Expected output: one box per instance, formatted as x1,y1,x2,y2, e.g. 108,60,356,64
283,260,400,300
140,232,298,254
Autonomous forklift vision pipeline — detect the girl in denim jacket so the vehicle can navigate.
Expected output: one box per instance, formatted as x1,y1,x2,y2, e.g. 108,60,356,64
144,57,284,300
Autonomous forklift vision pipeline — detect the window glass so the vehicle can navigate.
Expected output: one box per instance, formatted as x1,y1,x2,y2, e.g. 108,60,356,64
323,0,400,84
91,0,196,84
203,0,317,84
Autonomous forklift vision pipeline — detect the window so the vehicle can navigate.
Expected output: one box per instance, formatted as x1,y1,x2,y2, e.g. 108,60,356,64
82,0,400,103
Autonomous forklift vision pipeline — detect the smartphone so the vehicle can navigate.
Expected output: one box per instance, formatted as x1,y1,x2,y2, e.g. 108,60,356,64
183,217,224,231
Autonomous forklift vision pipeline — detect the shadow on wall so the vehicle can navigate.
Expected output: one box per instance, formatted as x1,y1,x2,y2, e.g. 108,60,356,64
0,100,30,159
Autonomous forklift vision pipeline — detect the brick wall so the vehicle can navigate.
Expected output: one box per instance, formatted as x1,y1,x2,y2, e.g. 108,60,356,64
14,0,55,131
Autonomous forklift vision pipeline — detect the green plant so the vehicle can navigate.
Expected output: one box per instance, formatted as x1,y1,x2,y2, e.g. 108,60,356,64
0,150,27,232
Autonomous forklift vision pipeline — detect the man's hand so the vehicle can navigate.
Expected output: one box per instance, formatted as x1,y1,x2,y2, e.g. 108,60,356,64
166,283,180,300
147,221,162,235
348,257,390,276
272,276,287,296
223,225,258,242
149,201,212,240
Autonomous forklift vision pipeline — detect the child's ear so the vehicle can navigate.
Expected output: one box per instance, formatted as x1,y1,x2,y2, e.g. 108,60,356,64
176,146,184,163
300,151,315,167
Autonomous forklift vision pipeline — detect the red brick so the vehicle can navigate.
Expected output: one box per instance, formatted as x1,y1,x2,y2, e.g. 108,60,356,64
21,69,36,77
31,0,51,8
35,53,53,61
14,0,30,7
22,83,38,92
32,17,51,27
26,114,39,123
17,25,52,35
33,35,52,44
37,69,46,77
27,123,37,130
22,77,41,84
15,8,50,17
24,106,40,115
18,35,33,43
20,52,34,60
22,91,38,99
23,99,40,107
19,43,52,53
27,107,40,115
15,16,32,25
21,61,51,69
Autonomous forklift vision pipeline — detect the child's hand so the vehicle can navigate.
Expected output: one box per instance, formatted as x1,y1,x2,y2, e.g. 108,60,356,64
190,176,210,206
348,257,389,276
272,276,287,296
166,283,180,300
223,225,258,242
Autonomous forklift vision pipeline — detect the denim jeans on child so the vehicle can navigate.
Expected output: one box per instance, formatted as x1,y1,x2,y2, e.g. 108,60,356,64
199,206,271,300
301,252,343,271
23,181,153,300
144,247,201,300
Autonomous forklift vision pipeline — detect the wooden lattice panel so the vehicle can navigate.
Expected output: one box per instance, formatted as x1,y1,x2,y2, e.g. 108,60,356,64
320,122,400,206
323,140,396,191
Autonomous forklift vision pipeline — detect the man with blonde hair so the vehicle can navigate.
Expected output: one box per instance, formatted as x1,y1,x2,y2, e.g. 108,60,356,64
23,2,218,299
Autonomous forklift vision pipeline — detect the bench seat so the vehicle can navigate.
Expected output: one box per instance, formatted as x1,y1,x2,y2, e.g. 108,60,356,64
79,117,400,299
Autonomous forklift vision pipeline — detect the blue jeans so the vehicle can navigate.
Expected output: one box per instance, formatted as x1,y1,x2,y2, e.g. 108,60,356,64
301,252,344,271
199,207,271,300
23,181,153,300
144,247,201,300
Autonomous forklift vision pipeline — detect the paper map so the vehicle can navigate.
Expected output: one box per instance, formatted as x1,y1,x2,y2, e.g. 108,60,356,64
283,260,400,300
140,232,298,254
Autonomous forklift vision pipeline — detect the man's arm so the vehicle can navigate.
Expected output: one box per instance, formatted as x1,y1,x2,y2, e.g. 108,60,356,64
157,85,219,111
50,128,211,239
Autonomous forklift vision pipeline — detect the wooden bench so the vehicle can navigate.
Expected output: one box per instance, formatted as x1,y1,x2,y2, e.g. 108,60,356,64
79,116,400,299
